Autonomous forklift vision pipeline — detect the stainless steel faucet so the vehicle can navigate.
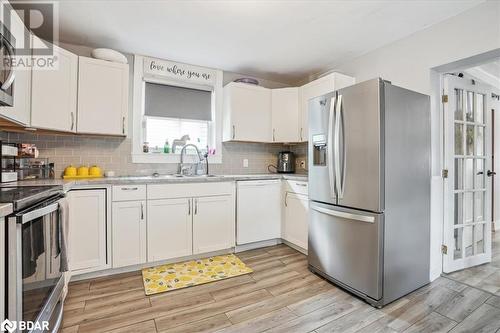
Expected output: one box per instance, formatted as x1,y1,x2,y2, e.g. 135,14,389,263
179,144,205,176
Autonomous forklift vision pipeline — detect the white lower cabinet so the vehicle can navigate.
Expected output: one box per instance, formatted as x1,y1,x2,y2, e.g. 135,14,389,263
68,189,107,273
284,193,309,250
147,198,192,262
193,195,234,254
112,200,147,268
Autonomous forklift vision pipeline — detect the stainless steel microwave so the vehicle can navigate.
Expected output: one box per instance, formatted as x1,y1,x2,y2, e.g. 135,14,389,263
0,22,15,106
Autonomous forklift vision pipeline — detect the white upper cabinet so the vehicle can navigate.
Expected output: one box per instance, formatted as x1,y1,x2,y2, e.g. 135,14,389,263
0,10,31,126
31,36,78,132
223,82,272,142
77,57,129,136
271,87,299,143
299,72,355,141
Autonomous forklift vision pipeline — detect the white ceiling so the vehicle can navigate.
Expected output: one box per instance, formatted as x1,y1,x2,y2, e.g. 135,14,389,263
465,59,500,89
34,0,485,84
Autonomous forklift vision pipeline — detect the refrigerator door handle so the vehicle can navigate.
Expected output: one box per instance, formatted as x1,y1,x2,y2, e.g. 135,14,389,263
327,95,337,199
311,205,375,223
339,95,346,197
334,94,343,198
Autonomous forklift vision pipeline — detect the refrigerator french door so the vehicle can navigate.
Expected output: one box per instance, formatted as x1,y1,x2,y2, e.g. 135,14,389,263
308,78,431,307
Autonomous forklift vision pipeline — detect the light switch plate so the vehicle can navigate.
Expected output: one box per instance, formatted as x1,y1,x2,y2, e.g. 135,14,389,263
243,159,249,168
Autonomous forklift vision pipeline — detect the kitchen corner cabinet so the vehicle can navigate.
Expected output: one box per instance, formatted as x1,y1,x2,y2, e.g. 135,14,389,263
112,200,147,268
147,198,192,262
223,82,272,142
77,57,129,136
271,88,299,143
193,195,234,254
299,72,355,142
31,36,78,132
284,192,309,250
0,11,32,126
68,189,107,273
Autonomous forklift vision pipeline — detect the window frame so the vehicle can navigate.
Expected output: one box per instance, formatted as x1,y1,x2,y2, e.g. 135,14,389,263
131,55,223,164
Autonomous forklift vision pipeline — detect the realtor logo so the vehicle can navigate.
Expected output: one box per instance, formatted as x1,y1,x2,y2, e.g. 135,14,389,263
5,1,59,56
0,319,16,333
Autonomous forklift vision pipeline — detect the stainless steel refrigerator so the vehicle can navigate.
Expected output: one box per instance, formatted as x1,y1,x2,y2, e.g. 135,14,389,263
308,78,431,307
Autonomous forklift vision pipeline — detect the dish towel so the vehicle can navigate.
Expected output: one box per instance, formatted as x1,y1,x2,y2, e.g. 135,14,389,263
58,197,70,272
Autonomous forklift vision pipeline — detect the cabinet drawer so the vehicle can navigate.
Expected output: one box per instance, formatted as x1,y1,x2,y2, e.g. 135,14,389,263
112,185,146,201
285,180,308,196
148,182,233,200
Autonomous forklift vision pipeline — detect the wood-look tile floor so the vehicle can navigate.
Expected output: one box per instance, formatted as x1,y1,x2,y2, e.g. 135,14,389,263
446,231,500,295
62,244,500,333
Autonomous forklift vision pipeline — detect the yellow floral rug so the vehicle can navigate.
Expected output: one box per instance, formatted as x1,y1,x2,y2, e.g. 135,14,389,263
141,254,253,295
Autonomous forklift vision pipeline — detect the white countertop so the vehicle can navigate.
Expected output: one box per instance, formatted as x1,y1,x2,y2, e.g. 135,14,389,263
2,173,308,191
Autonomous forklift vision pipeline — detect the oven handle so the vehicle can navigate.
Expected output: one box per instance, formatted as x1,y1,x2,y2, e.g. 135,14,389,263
17,202,59,224
51,301,64,333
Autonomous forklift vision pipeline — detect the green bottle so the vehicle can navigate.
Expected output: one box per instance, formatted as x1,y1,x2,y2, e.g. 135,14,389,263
163,140,171,154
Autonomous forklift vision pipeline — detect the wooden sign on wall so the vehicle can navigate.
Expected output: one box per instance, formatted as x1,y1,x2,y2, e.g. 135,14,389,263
143,57,217,85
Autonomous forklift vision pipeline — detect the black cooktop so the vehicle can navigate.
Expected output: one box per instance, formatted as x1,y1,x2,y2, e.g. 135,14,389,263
0,185,63,211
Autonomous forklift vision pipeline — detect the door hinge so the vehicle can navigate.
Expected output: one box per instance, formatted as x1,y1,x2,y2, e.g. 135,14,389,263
442,169,448,178
442,95,448,103
441,245,448,255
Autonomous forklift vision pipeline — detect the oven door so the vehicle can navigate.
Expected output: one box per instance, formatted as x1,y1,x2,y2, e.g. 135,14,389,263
0,23,15,107
7,197,64,332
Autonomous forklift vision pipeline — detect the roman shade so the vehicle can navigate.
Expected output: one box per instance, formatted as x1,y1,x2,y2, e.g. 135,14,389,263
144,82,212,121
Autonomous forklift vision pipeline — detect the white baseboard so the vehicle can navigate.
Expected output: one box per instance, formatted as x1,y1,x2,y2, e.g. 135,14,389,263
70,247,235,282
234,239,282,252
281,239,307,255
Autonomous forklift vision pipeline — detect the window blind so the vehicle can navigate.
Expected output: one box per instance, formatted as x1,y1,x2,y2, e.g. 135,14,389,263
144,82,212,121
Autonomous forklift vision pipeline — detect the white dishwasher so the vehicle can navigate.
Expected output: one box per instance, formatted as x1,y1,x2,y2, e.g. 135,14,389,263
236,179,281,245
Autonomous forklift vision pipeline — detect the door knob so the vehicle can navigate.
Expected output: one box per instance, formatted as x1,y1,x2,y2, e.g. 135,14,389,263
487,170,496,177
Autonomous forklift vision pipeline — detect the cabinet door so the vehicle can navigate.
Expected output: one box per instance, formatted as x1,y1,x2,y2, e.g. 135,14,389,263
224,83,272,142
77,57,129,135
31,36,78,132
68,189,107,272
147,198,192,262
112,200,146,268
193,195,234,254
237,180,281,244
271,88,299,143
284,193,309,250
0,11,31,126
299,73,355,142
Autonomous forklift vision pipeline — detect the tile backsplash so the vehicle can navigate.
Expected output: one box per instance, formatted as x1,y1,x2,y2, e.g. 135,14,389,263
0,131,294,177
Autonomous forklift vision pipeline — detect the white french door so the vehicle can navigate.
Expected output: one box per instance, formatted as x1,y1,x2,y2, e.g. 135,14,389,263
443,75,493,273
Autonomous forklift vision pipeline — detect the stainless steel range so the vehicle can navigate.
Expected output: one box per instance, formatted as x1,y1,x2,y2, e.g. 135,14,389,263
2,185,66,333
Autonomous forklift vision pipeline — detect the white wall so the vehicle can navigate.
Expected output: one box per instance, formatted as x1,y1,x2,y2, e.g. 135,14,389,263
332,0,500,280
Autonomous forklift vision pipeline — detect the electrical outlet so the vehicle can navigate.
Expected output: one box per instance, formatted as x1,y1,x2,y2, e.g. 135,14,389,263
299,159,306,169
243,159,249,168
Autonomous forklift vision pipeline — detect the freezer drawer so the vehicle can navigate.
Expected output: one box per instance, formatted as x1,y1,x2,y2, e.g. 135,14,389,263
308,201,383,301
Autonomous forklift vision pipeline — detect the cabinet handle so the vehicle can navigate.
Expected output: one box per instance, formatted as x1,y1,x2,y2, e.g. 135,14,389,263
300,128,303,141
121,187,138,191
285,192,288,207
194,198,198,215
122,116,125,134
188,199,191,215
273,128,276,142
232,125,236,140
70,112,75,131
140,202,144,220
295,183,307,187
